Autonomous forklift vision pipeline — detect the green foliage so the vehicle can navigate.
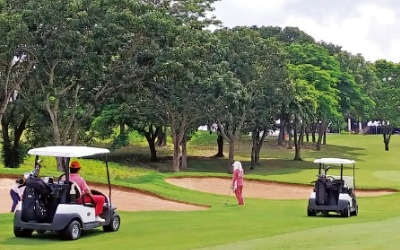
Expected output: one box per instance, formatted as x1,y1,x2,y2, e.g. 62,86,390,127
1,141,28,168
288,43,342,121
333,51,376,119
0,0,391,170
373,60,400,125
188,130,217,147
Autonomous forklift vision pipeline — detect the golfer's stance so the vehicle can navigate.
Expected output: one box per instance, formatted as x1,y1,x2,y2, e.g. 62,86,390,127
231,161,245,205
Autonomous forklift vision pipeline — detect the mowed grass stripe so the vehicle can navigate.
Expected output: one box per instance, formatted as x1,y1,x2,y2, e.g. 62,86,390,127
197,216,400,250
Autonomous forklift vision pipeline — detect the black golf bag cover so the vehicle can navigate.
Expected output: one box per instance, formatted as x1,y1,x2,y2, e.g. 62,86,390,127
315,177,328,205
21,178,52,222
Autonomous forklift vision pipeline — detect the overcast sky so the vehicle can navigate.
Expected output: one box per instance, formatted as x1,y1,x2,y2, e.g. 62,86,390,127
212,0,400,63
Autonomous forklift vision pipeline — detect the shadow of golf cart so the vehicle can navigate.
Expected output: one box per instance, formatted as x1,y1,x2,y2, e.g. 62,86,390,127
307,158,358,217
13,146,120,240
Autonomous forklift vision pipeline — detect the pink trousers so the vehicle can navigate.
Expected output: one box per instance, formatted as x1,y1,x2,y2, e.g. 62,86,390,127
78,195,105,216
234,186,244,205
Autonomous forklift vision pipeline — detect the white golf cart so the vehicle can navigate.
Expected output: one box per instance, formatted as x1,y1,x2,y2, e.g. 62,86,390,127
307,158,358,217
13,146,120,240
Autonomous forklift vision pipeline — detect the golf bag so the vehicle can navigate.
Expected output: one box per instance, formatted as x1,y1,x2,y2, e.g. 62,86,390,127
21,178,52,222
315,177,331,205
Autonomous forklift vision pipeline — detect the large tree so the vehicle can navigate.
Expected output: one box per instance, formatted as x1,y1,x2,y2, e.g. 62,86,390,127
288,43,342,150
373,60,400,151
244,34,291,169
147,28,229,172
19,0,154,148
214,27,276,172
321,42,377,134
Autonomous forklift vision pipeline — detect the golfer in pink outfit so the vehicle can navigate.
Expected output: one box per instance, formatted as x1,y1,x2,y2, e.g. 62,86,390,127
69,161,105,222
231,161,245,205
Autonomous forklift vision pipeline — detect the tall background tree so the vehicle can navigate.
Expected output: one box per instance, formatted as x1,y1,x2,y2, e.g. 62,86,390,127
373,60,400,151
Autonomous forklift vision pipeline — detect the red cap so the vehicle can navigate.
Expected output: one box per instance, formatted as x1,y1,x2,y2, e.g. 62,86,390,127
70,161,81,169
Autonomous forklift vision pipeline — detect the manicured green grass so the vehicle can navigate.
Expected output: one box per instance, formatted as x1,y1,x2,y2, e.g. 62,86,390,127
1,194,400,249
1,133,400,249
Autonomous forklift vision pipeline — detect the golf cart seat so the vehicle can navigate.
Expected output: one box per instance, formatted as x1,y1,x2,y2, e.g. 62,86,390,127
330,179,344,191
68,181,82,203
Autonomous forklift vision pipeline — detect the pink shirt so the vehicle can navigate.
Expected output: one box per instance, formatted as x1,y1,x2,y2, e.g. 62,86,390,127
69,173,90,194
232,169,244,187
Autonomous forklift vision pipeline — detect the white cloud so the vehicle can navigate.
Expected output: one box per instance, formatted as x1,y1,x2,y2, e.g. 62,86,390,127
280,9,386,61
357,4,396,26
212,0,400,62
389,39,400,62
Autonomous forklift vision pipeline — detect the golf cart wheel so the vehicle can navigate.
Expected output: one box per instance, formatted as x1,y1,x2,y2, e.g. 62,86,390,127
341,203,351,217
351,205,358,216
14,227,33,238
62,220,81,240
307,208,316,216
103,213,120,232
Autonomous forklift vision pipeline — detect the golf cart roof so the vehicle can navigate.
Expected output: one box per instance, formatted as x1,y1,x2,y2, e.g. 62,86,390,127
313,158,355,165
28,146,110,158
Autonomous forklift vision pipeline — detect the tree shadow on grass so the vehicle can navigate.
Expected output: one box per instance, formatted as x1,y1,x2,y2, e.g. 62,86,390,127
182,143,367,176
93,141,366,176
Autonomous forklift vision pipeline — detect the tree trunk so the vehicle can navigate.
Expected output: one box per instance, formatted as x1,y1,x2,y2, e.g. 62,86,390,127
384,138,390,151
215,126,224,157
228,140,235,174
255,127,267,165
171,125,185,172
299,125,305,145
382,125,393,151
323,129,327,145
299,125,304,145
181,137,188,170
217,115,247,174
250,128,259,170
278,116,286,146
56,157,70,174
119,123,125,134
287,125,292,149
311,123,316,143
316,121,327,151
172,136,181,172
70,121,79,145
305,124,310,143
146,134,158,162
1,114,29,168
293,119,302,161
156,126,167,147
144,125,159,162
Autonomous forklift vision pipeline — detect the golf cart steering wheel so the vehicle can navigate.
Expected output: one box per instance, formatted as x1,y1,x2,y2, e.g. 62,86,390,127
57,173,65,183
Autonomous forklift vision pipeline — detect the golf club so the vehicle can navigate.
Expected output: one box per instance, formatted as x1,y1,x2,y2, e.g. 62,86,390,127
224,187,232,205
